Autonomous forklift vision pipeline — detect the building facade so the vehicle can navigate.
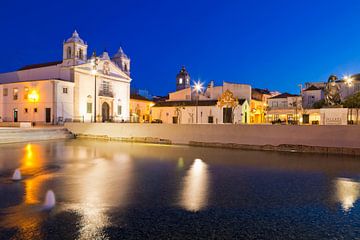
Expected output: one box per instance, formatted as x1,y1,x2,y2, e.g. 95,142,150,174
130,94,154,123
151,67,250,124
0,31,131,124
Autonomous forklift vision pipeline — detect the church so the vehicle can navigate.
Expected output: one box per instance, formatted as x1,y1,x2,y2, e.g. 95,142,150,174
0,31,131,124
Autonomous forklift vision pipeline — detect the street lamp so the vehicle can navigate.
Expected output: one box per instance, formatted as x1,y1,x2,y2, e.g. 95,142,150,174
192,80,203,124
91,51,100,122
28,90,39,126
344,75,353,87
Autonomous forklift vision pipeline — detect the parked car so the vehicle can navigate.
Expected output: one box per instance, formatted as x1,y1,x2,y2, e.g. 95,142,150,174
151,119,163,124
271,119,286,125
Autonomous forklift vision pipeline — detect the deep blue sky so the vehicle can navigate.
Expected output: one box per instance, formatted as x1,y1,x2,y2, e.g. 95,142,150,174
1,0,360,95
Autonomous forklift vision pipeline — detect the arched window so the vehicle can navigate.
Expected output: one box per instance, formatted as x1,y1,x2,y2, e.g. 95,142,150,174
79,49,83,60
124,63,128,72
67,47,72,59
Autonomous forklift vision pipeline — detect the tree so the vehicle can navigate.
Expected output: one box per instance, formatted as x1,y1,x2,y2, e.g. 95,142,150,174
343,92,360,124
312,99,325,109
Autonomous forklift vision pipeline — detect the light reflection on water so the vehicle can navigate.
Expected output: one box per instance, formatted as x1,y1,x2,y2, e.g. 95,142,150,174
180,159,209,212
335,178,360,212
1,139,360,239
72,153,134,239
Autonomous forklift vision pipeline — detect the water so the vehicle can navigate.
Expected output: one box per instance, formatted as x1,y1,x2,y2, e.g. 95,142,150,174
0,139,360,239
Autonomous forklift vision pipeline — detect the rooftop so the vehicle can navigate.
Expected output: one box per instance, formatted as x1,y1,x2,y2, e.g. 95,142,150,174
153,99,246,107
269,92,300,99
303,85,321,91
130,93,152,102
18,61,62,71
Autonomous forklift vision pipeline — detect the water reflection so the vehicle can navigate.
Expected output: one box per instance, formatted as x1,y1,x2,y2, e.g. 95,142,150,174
20,144,52,205
180,159,209,212
0,143,51,239
70,153,134,239
335,177,360,212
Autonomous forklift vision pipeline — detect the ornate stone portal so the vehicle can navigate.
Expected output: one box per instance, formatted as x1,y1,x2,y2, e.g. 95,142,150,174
217,90,239,108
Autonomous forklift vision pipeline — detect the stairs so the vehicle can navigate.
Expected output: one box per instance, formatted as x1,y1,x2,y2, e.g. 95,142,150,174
0,127,74,144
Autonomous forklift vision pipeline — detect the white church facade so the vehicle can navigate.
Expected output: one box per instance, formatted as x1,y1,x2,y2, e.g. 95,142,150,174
0,31,131,124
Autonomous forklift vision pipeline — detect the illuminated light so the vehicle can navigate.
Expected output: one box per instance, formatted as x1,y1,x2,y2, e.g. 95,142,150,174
343,75,354,87
192,81,204,93
91,69,97,75
335,178,360,212
180,158,209,212
28,90,39,102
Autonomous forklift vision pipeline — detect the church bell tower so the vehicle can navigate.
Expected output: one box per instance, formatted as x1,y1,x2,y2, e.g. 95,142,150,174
176,66,190,91
62,30,88,66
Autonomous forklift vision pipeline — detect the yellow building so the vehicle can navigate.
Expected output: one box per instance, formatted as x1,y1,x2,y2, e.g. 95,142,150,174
250,88,272,124
250,99,267,123
129,94,154,123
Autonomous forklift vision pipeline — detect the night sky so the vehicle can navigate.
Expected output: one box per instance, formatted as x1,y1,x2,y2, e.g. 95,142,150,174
1,0,360,95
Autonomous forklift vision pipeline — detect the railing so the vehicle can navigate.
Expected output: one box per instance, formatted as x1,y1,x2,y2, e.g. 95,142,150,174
98,90,114,98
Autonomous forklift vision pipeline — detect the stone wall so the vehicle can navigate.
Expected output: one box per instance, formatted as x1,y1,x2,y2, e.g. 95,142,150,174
65,123,360,155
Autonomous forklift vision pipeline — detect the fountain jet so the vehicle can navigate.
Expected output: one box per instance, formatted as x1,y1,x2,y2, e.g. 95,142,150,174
12,168,22,181
43,190,56,209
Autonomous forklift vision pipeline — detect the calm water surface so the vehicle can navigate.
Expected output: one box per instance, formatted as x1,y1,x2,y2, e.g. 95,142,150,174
0,139,360,239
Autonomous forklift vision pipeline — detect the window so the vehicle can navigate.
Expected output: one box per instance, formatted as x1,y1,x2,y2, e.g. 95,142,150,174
24,108,28,113
3,88,8,96
67,47,71,59
117,105,122,115
87,103,92,114
13,88,18,100
24,87,29,99
63,87,68,94
179,78,183,84
208,116,214,123
79,49,83,60
34,108,38,113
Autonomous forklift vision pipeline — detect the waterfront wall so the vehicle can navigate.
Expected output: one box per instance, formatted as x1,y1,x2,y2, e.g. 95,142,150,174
65,123,360,155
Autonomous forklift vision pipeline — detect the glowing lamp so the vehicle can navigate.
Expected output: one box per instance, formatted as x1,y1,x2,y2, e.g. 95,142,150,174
28,90,39,102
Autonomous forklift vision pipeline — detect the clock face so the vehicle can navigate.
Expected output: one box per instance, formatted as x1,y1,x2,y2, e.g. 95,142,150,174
103,62,110,75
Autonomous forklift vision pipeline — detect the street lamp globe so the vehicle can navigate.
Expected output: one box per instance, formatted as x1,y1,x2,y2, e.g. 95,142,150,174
193,81,203,93
344,75,353,87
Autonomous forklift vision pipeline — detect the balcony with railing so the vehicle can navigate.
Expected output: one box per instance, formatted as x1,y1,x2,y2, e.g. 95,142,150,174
99,81,114,98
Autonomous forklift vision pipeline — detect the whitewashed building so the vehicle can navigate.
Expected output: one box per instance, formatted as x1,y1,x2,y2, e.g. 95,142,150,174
151,67,250,124
0,31,131,124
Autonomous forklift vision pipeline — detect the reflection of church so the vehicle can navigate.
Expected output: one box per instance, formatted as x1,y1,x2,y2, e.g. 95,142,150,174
0,31,131,123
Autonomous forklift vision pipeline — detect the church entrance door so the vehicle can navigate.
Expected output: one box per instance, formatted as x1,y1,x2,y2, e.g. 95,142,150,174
102,102,110,122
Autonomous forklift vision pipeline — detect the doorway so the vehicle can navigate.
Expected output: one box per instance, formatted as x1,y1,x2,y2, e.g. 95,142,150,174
223,108,232,123
45,108,51,123
13,109,18,122
102,102,110,122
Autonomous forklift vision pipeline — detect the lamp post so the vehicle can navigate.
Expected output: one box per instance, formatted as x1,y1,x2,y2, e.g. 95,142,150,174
28,90,39,126
344,75,354,123
91,51,100,122
193,81,203,124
